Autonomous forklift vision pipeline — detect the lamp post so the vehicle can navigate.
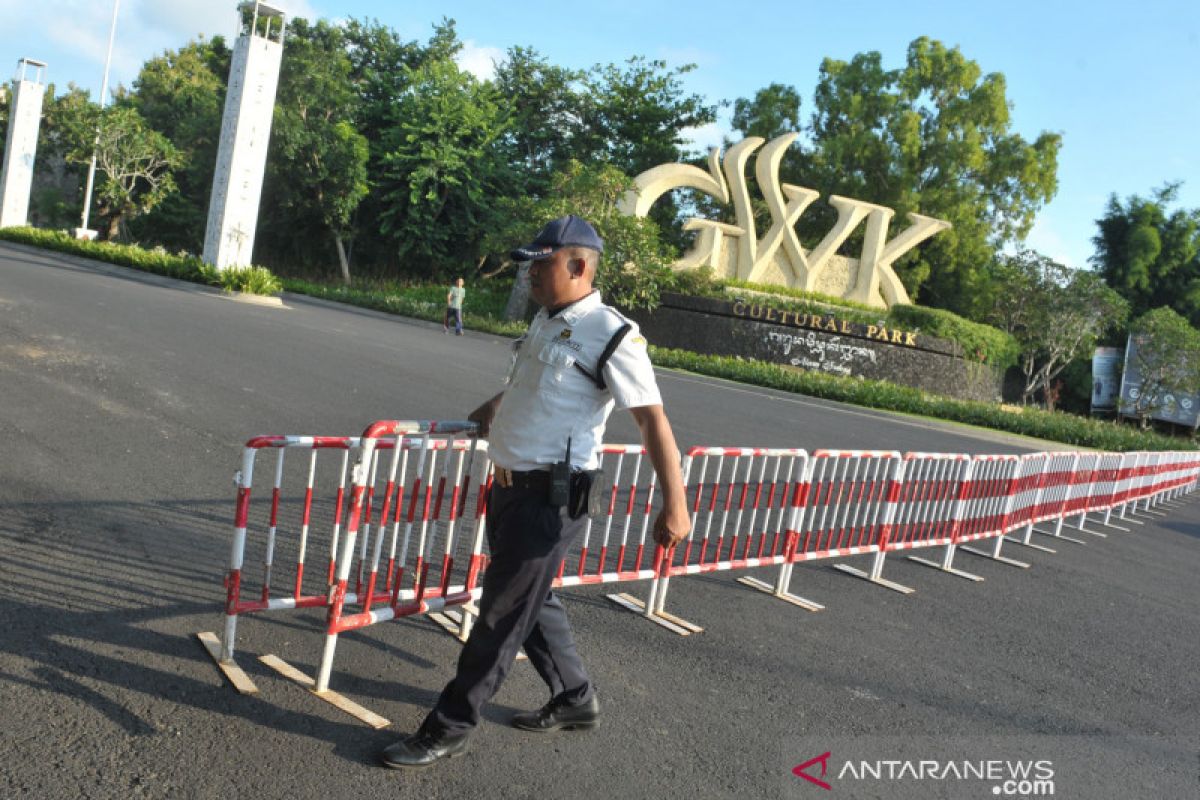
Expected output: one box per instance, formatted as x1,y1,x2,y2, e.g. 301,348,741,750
74,0,120,240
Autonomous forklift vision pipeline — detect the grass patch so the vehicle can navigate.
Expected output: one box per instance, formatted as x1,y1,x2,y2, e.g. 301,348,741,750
0,227,282,296
279,277,526,338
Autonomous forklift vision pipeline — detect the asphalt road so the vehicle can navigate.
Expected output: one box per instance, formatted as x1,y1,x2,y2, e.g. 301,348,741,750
1,242,1197,799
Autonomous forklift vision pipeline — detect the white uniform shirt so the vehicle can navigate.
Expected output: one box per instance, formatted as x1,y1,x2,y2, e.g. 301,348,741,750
488,291,661,471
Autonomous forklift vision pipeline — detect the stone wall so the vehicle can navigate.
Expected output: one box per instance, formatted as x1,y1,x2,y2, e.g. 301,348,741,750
624,293,1003,403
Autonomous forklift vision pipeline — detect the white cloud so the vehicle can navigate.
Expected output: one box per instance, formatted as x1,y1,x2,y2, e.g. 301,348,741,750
1024,216,1090,271
456,40,506,81
15,0,324,98
680,121,728,154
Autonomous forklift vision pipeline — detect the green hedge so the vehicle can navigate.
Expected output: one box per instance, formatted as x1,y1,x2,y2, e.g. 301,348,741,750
887,304,1019,368
0,227,281,295
649,348,1193,452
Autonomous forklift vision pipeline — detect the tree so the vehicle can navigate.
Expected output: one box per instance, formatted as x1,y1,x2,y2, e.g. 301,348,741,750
576,57,716,178
258,18,369,281
1091,183,1200,327
487,160,677,317
800,37,1060,315
1123,307,1200,427
574,57,718,249
984,248,1127,409
128,37,230,251
340,18,462,271
57,103,179,240
492,46,584,195
731,83,802,141
376,56,513,272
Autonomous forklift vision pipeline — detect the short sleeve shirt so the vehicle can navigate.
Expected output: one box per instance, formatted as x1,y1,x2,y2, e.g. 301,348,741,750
448,286,465,309
487,291,661,470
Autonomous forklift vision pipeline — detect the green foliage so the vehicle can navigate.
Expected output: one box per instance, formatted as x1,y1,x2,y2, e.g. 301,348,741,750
258,19,370,275
731,83,802,141
377,56,513,272
493,46,585,192
216,266,283,295
649,347,1192,452
792,37,1060,316
576,57,718,177
980,248,1127,407
887,304,1019,367
127,37,230,250
483,161,677,310
50,96,181,240
1091,184,1200,328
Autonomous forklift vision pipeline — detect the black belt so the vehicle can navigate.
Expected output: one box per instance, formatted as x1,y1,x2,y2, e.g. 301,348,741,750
494,466,551,490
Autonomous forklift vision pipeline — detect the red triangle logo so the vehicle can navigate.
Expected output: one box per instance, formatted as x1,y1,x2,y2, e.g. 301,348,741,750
792,752,832,790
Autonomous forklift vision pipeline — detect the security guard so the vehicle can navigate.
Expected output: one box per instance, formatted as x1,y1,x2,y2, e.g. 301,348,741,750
381,215,691,769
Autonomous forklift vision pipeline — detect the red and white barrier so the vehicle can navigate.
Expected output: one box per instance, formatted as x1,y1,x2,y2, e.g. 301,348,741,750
315,420,487,693
844,452,972,591
956,453,1043,568
624,446,809,632
201,418,1200,720
217,435,370,665
565,444,663,588
908,454,1021,580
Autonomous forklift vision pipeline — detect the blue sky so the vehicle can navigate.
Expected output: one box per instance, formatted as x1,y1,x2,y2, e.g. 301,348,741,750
3,1,1198,270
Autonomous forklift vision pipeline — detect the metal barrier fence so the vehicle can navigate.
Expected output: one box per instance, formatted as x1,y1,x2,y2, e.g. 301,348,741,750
198,423,1200,726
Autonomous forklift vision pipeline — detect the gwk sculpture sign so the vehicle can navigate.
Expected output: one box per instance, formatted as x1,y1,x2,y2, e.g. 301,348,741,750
618,133,951,308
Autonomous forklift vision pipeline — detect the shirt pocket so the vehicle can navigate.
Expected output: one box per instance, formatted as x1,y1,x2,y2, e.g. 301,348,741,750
537,340,584,393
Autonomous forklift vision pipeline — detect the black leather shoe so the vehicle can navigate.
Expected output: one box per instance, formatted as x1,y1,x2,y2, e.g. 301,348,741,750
512,695,600,733
380,730,469,769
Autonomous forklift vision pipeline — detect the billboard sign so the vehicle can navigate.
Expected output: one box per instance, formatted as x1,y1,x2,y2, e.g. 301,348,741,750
1118,334,1200,428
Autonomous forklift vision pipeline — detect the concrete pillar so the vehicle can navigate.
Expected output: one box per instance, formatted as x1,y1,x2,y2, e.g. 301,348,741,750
202,2,286,270
0,59,47,229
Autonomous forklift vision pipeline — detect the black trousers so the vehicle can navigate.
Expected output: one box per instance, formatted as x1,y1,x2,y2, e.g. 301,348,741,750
422,484,593,736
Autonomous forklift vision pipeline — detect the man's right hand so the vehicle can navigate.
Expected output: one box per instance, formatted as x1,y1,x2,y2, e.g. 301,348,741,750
468,392,504,437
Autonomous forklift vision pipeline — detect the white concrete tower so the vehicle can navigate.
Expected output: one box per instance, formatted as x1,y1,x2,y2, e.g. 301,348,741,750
0,58,47,229
202,2,286,269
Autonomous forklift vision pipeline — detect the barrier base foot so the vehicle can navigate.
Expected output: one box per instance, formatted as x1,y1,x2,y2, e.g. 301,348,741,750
905,556,984,582
1140,508,1168,517
831,564,915,595
1032,528,1088,545
428,608,527,660
1003,536,1057,554
1118,515,1145,525
258,654,390,729
736,576,824,611
1094,520,1131,532
1076,527,1108,538
196,632,258,695
958,546,1030,568
605,593,703,635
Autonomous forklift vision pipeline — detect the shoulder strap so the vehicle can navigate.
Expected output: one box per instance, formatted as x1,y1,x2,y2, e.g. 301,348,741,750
574,322,632,390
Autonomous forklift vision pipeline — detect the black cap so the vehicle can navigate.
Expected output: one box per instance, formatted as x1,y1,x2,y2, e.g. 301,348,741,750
510,215,604,262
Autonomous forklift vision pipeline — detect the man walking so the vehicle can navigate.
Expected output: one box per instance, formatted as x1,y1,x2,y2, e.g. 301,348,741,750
444,277,466,335
381,215,691,768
